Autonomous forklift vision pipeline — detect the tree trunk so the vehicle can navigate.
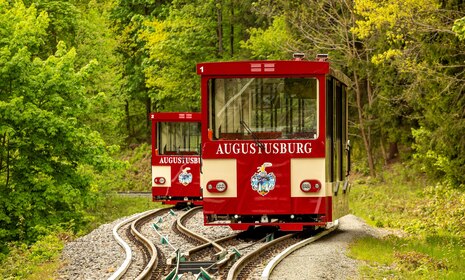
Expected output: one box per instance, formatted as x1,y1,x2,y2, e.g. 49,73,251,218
0,132,5,172
216,0,223,56
353,73,376,177
380,137,387,165
125,99,131,138
146,97,152,142
145,97,151,128
387,142,399,162
5,135,10,188
230,0,234,57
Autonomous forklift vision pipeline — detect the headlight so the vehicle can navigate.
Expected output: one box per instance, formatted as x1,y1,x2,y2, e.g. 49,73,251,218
154,177,166,184
300,180,322,192
216,181,227,192
301,181,311,192
206,180,228,193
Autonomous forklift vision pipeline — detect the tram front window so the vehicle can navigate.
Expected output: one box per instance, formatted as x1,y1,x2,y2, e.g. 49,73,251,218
158,122,201,155
208,78,318,140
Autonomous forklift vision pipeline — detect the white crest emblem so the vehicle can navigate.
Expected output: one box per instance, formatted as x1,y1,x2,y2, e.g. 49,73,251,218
178,167,193,186
250,162,276,196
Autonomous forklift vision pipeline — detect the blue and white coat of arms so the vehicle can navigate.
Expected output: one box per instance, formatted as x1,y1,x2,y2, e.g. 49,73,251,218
251,162,276,196
178,167,193,186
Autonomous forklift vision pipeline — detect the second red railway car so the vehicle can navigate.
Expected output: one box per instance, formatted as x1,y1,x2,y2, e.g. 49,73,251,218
150,112,202,206
197,55,351,231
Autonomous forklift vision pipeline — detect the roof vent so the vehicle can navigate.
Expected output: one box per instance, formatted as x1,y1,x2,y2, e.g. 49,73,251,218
293,53,305,61
316,54,328,62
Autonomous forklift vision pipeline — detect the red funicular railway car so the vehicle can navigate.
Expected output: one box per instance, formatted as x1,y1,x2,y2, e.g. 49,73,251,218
150,112,202,206
197,54,351,231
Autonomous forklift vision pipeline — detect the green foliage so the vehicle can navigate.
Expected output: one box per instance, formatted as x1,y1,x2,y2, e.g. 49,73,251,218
119,144,151,191
452,17,465,40
94,143,151,192
0,195,157,279
349,235,465,279
412,124,465,187
352,0,441,42
112,0,270,141
248,0,465,184
351,164,465,236
83,195,159,233
110,0,167,143
33,0,79,55
74,0,125,146
350,165,465,278
240,15,293,60
0,1,115,246
140,0,218,111
28,231,65,263
0,228,69,279
351,0,465,185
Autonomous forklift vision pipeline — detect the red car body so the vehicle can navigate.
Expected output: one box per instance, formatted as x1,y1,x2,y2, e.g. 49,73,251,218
197,58,350,231
151,112,202,206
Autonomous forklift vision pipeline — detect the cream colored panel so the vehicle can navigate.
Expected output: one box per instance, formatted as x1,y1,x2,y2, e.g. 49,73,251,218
325,182,333,196
201,159,237,198
152,166,171,187
290,158,325,197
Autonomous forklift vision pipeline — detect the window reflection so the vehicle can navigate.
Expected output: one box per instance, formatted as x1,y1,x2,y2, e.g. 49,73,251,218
158,122,201,155
209,78,318,140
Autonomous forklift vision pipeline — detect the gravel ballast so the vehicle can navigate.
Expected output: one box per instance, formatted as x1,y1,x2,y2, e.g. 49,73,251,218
270,214,390,279
57,212,392,279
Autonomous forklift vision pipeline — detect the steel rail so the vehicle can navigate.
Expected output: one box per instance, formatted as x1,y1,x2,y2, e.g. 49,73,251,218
185,233,238,257
164,206,232,278
107,211,147,280
226,233,296,280
261,221,339,280
176,206,226,253
108,208,171,280
132,208,172,280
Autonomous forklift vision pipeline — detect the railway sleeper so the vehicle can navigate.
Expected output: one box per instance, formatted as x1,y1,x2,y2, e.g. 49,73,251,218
177,261,217,274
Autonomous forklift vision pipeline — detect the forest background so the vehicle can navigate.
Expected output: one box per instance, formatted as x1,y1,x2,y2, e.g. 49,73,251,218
1,0,465,277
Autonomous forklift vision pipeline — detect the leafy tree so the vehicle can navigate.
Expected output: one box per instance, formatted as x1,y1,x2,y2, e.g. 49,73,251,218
240,15,293,60
16,1,125,146
453,16,465,39
0,1,114,246
140,0,218,111
74,0,125,146
111,0,269,143
215,0,267,58
353,0,465,185
110,0,168,143
23,0,79,56
251,0,380,176
142,0,273,108
350,0,439,165
246,0,465,184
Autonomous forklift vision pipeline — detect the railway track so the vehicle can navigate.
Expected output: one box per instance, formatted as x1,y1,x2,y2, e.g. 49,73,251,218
108,207,339,280
222,223,338,279
261,221,339,279
108,207,173,279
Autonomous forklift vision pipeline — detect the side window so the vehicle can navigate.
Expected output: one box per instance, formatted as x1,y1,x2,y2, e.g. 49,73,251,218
327,77,347,182
341,86,347,178
326,78,334,182
336,81,343,181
